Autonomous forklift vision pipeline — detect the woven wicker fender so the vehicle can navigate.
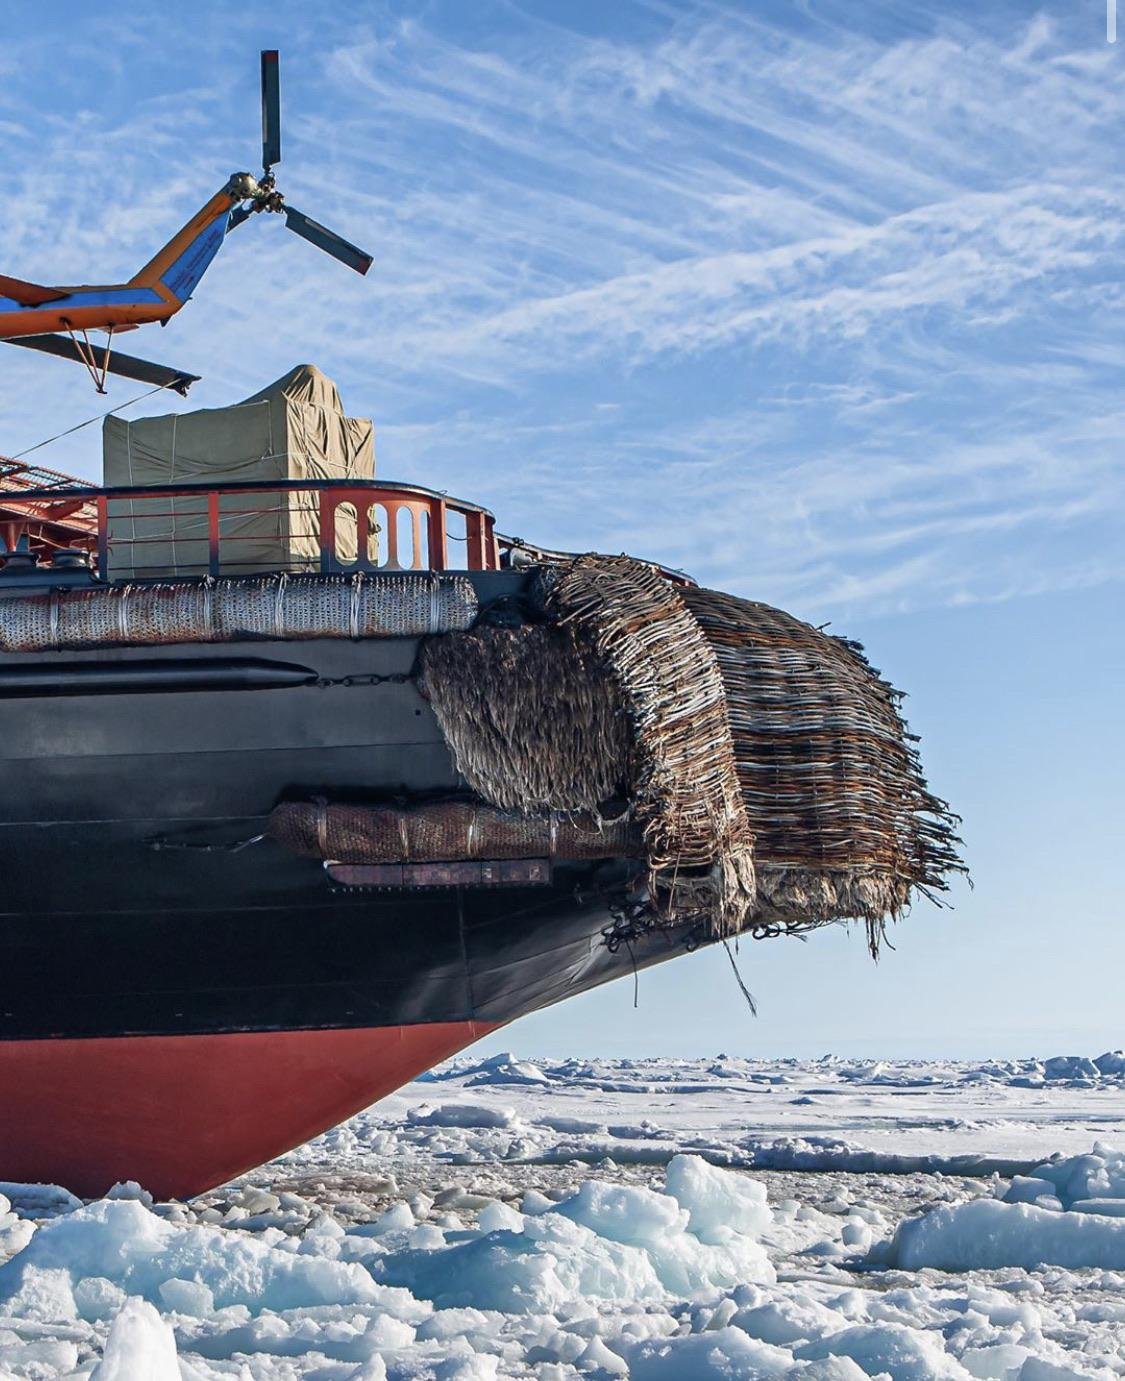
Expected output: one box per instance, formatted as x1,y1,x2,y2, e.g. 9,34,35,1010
421,556,757,938
420,556,965,950
678,586,965,952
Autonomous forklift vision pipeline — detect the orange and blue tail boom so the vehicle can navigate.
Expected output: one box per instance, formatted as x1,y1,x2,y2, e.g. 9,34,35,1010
0,180,246,342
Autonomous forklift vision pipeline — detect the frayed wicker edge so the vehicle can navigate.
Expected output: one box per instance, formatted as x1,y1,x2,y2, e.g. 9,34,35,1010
679,585,967,957
544,555,756,938
750,867,917,959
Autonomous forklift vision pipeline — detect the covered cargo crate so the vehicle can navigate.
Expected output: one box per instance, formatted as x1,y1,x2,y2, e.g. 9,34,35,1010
102,364,374,577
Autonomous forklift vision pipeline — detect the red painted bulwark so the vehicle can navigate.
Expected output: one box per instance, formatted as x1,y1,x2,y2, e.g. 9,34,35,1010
0,1022,496,1200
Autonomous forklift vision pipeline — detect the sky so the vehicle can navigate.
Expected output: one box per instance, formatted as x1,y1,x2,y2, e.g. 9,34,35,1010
0,0,1121,1059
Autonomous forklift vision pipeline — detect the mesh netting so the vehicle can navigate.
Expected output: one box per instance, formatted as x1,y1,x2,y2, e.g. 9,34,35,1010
0,572,477,652
269,799,641,864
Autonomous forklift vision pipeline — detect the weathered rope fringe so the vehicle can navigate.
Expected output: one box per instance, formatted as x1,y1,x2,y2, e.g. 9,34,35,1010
418,623,632,814
545,556,757,938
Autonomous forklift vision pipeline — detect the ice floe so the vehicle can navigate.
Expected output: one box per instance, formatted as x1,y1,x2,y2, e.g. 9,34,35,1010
882,1145,1125,1271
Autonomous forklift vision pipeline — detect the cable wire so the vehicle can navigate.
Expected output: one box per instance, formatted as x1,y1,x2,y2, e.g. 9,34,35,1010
9,382,175,463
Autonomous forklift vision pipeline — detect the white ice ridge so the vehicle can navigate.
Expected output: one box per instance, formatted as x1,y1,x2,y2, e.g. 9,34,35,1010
882,1143,1125,1271
0,1055,1121,1375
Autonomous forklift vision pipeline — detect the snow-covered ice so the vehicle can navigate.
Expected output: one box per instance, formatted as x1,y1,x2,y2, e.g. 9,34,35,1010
0,1052,1124,1377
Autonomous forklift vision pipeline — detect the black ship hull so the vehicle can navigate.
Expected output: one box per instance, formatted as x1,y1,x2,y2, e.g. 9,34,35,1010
0,603,684,1197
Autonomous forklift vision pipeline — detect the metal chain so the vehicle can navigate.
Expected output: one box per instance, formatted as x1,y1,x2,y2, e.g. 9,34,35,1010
312,671,414,688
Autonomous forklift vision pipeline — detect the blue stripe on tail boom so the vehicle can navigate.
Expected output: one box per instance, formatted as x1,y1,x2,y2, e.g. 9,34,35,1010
161,215,228,302
1,287,165,315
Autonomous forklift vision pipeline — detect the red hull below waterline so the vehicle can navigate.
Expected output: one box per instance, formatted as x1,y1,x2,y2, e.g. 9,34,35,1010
0,1022,497,1200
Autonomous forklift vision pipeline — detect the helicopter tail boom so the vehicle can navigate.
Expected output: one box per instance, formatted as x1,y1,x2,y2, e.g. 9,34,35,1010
127,183,245,301
0,275,66,308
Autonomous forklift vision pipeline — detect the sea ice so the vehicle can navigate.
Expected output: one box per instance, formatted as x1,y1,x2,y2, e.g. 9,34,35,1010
89,1297,179,1380
0,1198,384,1315
0,1054,1121,1376
625,1325,794,1378
406,1103,521,1129
1042,1057,1100,1083
1016,1144,1125,1208
666,1152,772,1241
463,1052,552,1086
889,1199,1125,1271
795,1322,973,1381
884,1145,1125,1271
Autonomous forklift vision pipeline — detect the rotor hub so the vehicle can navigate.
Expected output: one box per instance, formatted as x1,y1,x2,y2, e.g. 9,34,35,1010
224,55,371,274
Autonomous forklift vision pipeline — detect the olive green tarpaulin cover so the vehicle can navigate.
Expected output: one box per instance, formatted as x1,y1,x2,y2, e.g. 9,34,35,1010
102,364,374,577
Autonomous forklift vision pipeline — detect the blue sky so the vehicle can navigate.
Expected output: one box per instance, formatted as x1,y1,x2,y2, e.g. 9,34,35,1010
1,0,1121,1058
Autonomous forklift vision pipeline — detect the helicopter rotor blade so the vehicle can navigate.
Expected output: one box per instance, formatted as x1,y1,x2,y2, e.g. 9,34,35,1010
4,335,200,395
261,49,281,172
283,206,373,275
227,203,255,232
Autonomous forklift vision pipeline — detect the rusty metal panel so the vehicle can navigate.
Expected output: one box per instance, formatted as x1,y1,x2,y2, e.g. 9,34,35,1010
325,859,552,889
499,858,550,885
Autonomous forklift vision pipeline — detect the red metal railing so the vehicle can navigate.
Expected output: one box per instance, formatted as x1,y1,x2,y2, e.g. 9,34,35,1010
0,480,499,579
0,458,99,558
